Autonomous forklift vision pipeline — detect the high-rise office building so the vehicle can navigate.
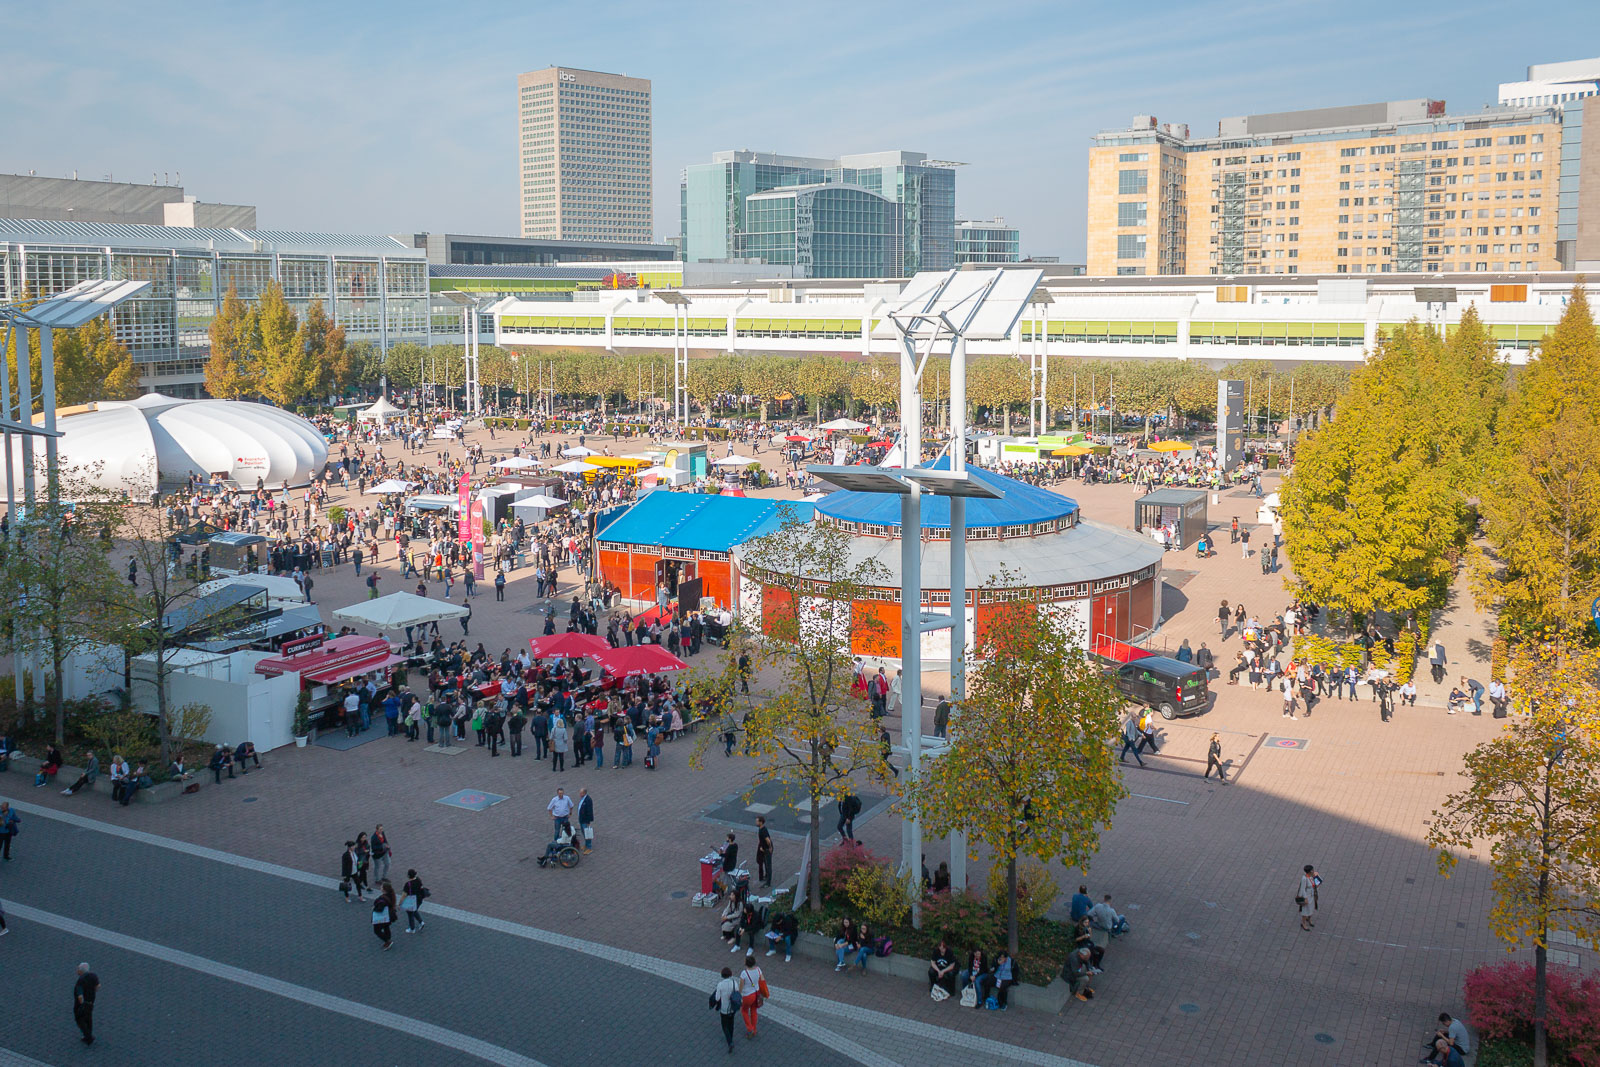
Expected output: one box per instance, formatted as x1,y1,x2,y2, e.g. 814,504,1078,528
1087,68,1600,276
955,218,1021,264
517,66,652,243
680,149,957,277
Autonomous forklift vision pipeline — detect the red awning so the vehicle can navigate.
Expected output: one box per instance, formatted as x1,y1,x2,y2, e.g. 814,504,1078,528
528,633,610,660
304,652,406,685
589,644,688,678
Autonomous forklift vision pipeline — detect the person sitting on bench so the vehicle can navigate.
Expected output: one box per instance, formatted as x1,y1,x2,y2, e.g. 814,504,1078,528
234,741,260,774
34,744,63,787
62,751,100,796
209,745,234,784
120,763,153,806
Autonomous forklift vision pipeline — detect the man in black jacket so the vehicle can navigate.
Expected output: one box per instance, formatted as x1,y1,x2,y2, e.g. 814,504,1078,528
836,792,862,844
341,841,365,902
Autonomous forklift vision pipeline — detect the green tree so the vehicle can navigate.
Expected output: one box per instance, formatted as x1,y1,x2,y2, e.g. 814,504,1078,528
740,354,800,421
295,300,344,403
796,355,850,425
1279,326,1462,627
1428,641,1600,1067
900,594,1125,954
687,354,742,414
692,512,890,911
849,356,899,423
254,283,313,407
328,339,384,395
967,356,1029,433
0,482,126,743
204,284,257,400
382,342,429,390
53,317,139,404
1480,286,1600,637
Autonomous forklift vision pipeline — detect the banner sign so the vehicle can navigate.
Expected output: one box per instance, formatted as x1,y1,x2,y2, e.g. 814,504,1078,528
457,472,471,543
471,498,486,580
1217,379,1245,472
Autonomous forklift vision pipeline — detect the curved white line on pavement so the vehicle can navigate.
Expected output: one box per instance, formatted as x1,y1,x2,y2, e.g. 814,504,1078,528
2,796,1096,1067
0,1046,57,1067
4,902,548,1067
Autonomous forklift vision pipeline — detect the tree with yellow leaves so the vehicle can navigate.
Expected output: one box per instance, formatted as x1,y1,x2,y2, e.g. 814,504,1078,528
1428,641,1600,1067
203,284,256,400
691,512,889,911
900,593,1126,955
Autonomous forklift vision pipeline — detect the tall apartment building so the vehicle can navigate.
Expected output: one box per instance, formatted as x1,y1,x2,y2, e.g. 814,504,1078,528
680,149,957,278
517,66,652,243
1088,85,1599,276
955,217,1022,264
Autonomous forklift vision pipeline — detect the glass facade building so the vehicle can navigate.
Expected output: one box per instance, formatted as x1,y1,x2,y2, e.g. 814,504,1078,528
955,218,1022,264
745,185,894,278
680,149,957,277
0,219,429,395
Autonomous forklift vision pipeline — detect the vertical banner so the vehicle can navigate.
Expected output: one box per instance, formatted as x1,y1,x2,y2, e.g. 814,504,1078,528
471,497,486,581
1217,379,1245,472
457,471,471,543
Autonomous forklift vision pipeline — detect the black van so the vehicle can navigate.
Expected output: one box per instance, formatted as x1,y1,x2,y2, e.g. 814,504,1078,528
1109,656,1211,719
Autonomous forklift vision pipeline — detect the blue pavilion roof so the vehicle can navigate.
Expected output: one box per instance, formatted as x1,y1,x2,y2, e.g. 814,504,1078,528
814,459,1078,529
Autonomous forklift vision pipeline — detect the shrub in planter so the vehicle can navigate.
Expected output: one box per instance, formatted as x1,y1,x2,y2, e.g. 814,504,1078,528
1463,959,1600,1065
843,860,915,929
920,889,1006,954
819,841,890,902
985,859,1060,926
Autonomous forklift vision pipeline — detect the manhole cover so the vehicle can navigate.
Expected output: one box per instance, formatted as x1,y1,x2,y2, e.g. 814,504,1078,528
242,797,259,803
1314,1034,1335,1045
670,891,688,899
1179,1003,1200,1013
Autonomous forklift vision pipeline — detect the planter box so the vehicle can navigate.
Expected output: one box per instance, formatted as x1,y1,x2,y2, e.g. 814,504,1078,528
790,932,1073,1013
9,754,189,804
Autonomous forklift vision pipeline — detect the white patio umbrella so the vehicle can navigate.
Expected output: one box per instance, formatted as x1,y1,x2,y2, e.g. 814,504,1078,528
637,465,676,478
552,460,598,473
819,418,868,432
562,445,598,457
713,455,757,467
332,591,467,631
366,478,414,494
517,494,569,509
494,457,539,470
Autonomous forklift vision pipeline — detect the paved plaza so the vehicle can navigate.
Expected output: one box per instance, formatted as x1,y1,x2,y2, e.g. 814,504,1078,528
0,423,1548,1066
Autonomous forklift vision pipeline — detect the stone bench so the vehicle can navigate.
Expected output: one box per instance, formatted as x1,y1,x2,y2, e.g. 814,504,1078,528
5,754,190,804
790,931,1074,1013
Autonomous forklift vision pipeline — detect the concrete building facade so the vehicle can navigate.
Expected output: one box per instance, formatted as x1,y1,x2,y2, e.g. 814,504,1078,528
0,172,255,229
517,66,652,243
1089,98,1578,277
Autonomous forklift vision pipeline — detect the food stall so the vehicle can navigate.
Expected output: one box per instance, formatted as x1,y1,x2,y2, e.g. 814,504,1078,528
253,633,406,726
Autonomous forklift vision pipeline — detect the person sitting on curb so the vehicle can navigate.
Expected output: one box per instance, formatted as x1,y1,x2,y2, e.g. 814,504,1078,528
959,948,991,1006
832,918,860,972
209,745,234,784
927,939,958,1000
1066,947,1098,1001
764,911,798,963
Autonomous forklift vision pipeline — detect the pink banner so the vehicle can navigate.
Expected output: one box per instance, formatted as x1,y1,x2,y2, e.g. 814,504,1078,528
457,472,471,543
471,498,486,580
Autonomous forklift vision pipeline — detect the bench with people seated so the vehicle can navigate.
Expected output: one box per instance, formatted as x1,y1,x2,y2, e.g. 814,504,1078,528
6,753,193,805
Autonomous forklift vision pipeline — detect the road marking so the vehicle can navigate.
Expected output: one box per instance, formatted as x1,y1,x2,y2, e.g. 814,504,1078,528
1128,793,1190,805
0,1046,57,1067
2,797,1098,1067
4,901,548,1067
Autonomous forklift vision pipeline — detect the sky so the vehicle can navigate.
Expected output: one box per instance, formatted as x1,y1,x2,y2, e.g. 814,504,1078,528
6,0,1599,260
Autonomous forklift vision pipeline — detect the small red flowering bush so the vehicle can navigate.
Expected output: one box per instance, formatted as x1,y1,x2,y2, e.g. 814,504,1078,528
1463,960,1600,1066
818,841,889,900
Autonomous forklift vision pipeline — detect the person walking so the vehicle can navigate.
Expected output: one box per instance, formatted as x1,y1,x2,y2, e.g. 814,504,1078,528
1218,600,1230,639
371,825,392,885
738,952,767,1039
494,570,506,601
401,869,428,933
1298,864,1321,930
548,787,575,840
710,966,739,1054
341,841,365,902
0,802,19,860
1240,525,1251,560
508,707,526,757
933,695,951,739
73,963,100,1045
1204,732,1228,782
836,791,861,844
550,715,569,772
755,815,773,888
1135,709,1160,755
576,788,595,853
1118,712,1144,767
372,882,396,951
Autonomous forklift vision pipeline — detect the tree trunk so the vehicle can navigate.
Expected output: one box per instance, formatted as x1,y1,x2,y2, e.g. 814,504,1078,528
52,647,66,746
1534,940,1548,1067
807,791,823,911
1006,856,1020,957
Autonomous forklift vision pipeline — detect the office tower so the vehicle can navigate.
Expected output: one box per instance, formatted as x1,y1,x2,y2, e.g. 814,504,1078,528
955,218,1022,264
517,66,652,243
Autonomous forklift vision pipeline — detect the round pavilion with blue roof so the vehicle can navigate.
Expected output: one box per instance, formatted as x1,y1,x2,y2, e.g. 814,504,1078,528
739,461,1164,664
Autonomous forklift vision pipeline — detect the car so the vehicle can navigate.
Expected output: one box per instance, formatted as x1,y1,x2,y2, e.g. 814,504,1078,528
1108,655,1210,719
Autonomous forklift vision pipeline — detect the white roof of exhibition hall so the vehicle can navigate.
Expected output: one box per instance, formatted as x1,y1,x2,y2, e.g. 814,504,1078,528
0,218,424,259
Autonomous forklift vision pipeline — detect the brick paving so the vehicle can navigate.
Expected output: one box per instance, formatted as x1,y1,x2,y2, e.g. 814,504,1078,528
16,425,1562,1066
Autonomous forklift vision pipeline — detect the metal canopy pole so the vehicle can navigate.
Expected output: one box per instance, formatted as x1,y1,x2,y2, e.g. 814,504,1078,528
896,317,924,924
947,333,969,892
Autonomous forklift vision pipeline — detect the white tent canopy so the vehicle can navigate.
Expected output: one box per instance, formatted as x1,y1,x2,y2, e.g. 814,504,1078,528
713,455,757,467
332,592,467,631
819,418,868,431
366,479,414,494
552,460,597,473
516,494,568,509
494,457,539,469
561,446,598,457
358,397,405,421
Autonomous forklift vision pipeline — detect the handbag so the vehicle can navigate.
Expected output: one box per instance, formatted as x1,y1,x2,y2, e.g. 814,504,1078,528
930,985,950,1002
582,825,593,842
339,877,351,894
401,895,418,912
371,906,392,925
960,985,977,1008
758,976,769,999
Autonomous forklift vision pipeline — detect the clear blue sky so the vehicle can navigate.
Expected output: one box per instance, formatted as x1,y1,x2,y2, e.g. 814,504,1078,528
5,0,1597,259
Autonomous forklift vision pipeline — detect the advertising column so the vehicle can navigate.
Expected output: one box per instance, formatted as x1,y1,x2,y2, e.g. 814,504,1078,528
457,471,471,544
1217,379,1245,472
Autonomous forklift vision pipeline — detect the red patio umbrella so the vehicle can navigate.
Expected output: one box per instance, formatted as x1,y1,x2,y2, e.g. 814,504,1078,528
528,632,610,660
868,439,892,448
783,434,812,443
589,644,689,678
